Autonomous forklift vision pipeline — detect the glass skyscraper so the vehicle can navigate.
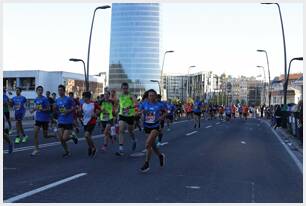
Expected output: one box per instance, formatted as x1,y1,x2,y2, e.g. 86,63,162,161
109,3,160,96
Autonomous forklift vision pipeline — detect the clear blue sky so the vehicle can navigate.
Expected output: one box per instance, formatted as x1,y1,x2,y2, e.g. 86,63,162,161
3,2,303,81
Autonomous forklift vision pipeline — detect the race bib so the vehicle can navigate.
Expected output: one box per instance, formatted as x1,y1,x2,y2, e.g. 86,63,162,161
59,107,66,113
15,104,21,110
145,112,156,123
103,112,109,121
36,104,42,110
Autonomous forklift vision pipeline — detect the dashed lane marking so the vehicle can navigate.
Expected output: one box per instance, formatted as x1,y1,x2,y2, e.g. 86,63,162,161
206,125,212,128
186,131,198,136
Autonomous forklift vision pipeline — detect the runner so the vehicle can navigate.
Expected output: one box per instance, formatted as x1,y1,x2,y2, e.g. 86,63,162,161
53,85,78,157
225,105,231,121
81,91,100,157
3,128,13,154
231,104,237,119
3,89,12,134
30,86,53,156
100,91,115,152
219,105,224,121
68,92,80,138
116,82,137,156
10,87,28,144
138,89,166,173
242,104,249,120
165,99,176,131
238,105,243,118
156,94,167,146
134,98,142,132
192,96,202,128
46,91,57,135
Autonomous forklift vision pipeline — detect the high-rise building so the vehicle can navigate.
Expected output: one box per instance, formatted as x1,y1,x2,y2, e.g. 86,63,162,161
109,3,160,96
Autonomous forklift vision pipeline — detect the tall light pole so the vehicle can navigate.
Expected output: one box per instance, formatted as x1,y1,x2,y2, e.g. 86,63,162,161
261,3,287,104
160,50,174,98
87,5,111,92
69,58,88,91
257,49,271,106
150,80,161,95
187,65,196,99
284,57,303,103
257,65,267,105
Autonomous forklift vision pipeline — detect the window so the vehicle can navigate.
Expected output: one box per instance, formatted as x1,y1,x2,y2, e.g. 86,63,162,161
20,77,35,91
3,78,16,91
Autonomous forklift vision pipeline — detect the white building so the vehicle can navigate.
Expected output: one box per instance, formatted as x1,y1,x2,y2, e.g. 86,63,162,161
3,70,105,100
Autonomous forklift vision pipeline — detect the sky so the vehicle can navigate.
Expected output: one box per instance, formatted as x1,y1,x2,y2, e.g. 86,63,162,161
3,2,303,81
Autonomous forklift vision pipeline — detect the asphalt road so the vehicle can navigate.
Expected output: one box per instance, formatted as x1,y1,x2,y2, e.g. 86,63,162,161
3,117,303,203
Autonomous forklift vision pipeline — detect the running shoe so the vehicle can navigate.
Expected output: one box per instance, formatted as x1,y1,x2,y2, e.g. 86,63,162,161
101,145,107,152
88,148,92,156
8,143,14,154
115,151,125,156
31,149,39,156
132,140,137,151
167,128,171,132
62,151,71,157
159,153,166,167
15,137,21,144
156,141,162,147
22,135,28,143
140,162,150,173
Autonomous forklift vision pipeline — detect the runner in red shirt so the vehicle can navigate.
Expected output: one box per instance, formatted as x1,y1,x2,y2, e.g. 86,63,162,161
81,91,101,157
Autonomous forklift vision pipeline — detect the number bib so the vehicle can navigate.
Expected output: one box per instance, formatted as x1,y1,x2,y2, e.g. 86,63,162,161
103,113,109,121
59,107,66,113
123,107,130,116
145,112,156,123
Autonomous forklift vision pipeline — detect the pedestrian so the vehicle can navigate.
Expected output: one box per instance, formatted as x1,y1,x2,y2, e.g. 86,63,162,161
138,89,166,173
53,85,78,157
274,105,282,129
3,89,12,134
11,87,28,144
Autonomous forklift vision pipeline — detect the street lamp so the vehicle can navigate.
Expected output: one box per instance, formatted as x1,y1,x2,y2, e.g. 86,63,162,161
187,65,196,98
257,49,271,106
69,58,88,91
261,3,287,104
87,5,111,92
284,57,303,103
257,65,267,105
160,50,174,98
150,80,161,95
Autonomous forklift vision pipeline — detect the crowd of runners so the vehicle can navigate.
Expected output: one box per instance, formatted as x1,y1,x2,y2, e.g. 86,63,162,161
3,82,269,173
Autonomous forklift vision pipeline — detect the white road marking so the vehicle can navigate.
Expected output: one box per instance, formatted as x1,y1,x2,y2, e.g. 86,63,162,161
251,182,256,203
186,131,198,136
142,149,147,153
130,152,145,157
4,167,17,170
216,122,220,125
185,186,201,189
4,173,87,203
241,141,246,144
160,142,168,146
205,125,212,128
261,120,303,174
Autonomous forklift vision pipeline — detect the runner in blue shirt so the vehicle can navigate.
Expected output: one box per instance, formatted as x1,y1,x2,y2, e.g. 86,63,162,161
11,87,28,144
166,99,176,131
53,85,78,157
138,89,167,173
30,86,54,156
157,94,167,146
192,96,202,128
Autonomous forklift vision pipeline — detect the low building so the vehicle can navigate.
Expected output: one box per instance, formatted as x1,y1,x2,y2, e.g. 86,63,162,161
3,70,104,100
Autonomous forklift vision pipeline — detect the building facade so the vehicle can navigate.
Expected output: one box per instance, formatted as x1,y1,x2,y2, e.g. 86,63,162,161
3,70,104,100
109,3,161,96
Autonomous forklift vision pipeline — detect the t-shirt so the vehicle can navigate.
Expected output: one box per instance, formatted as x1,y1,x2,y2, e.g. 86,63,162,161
119,94,135,117
100,100,114,121
166,103,176,115
3,94,9,113
139,101,165,128
56,96,74,124
12,95,27,114
34,96,50,122
47,97,55,112
193,100,202,113
82,101,100,126
225,107,231,114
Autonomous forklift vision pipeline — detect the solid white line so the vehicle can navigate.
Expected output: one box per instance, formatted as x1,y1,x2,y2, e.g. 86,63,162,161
261,120,303,174
160,142,168,146
185,186,201,189
216,122,220,125
205,125,212,128
186,131,198,136
4,173,87,203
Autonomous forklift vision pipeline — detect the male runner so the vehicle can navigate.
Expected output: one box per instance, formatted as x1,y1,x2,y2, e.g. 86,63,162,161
165,99,176,131
192,96,202,128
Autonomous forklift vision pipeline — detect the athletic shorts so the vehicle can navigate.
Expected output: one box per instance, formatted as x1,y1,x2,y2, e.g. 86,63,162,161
119,115,135,125
243,113,248,117
84,124,95,134
58,123,73,130
193,112,201,116
15,112,25,121
166,115,174,121
35,121,49,130
4,112,10,121
144,127,160,134
101,120,113,129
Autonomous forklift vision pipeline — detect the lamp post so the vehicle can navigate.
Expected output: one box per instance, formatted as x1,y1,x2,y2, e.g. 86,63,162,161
261,3,287,104
87,5,111,92
257,65,267,105
69,58,88,91
160,50,174,98
187,65,196,99
150,80,161,95
284,57,303,103
257,49,271,106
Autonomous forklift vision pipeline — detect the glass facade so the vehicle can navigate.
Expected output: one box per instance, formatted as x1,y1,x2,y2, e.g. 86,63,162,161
109,3,160,96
